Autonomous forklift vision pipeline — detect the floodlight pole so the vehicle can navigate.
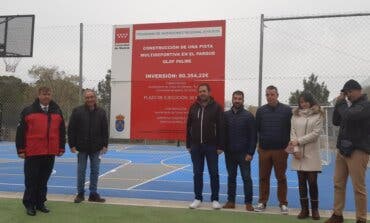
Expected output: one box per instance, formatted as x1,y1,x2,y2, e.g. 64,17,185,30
79,23,84,104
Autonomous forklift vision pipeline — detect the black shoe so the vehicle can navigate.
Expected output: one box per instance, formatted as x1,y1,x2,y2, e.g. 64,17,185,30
26,207,36,216
88,193,105,203
74,193,85,203
36,205,50,213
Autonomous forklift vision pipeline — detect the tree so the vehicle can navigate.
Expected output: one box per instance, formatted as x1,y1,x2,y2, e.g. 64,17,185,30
0,75,33,139
97,69,111,116
363,85,370,100
289,73,330,105
28,65,80,120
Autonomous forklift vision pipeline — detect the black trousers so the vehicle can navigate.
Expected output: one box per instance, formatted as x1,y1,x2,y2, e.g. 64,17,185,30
297,171,319,200
225,152,253,204
23,155,55,208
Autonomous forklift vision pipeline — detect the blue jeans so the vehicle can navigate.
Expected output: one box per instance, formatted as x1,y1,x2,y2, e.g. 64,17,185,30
190,144,219,201
77,151,101,195
225,152,253,204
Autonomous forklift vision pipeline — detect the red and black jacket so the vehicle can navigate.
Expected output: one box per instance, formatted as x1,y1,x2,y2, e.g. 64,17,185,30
16,99,66,157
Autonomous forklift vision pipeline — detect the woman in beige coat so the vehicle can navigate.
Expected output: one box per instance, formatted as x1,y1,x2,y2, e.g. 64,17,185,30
289,92,324,220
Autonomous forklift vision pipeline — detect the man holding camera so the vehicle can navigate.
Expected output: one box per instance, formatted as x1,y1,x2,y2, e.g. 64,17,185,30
325,79,370,223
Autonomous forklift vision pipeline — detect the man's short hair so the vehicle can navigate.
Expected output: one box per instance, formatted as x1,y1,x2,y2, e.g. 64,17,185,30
266,85,278,94
232,90,244,98
198,83,211,92
83,88,96,96
38,86,51,94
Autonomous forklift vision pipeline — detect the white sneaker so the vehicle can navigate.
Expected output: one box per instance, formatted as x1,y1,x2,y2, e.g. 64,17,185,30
280,205,288,215
254,203,266,212
189,199,202,209
212,201,221,210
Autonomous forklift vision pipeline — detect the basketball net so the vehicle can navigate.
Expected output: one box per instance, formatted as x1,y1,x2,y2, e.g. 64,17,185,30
3,57,22,73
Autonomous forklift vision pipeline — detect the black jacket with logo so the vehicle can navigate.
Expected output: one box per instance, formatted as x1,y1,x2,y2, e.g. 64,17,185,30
68,104,108,153
333,94,370,154
186,97,224,150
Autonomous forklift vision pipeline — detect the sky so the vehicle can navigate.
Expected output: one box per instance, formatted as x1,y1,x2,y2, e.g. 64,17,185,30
1,0,370,26
1,0,370,105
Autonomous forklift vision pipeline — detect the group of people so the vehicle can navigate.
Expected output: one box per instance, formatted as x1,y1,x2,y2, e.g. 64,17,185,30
186,80,369,223
15,79,369,223
16,87,108,216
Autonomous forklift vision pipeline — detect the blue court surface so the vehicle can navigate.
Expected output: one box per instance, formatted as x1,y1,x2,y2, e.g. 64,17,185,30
0,141,369,211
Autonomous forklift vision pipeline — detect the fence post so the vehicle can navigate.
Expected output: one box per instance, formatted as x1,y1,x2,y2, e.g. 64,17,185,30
0,103,2,141
79,23,84,104
258,14,265,107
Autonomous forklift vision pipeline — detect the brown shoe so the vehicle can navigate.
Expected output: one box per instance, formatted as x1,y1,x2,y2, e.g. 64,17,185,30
311,199,320,220
297,198,309,219
88,193,105,203
297,209,309,219
222,201,235,209
74,193,84,203
324,214,344,223
311,209,320,220
245,204,254,212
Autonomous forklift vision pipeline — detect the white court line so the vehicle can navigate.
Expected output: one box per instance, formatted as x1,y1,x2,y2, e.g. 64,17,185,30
0,182,75,189
0,173,23,176
0,174,78,179
0,182,298,193
99,160,132,178
0,176,297,189
84,160,132,186
129,188,260,198
150,179,298,189
161,163,298,183
160,153,189,168
126,164,191,190
0,167,20,170
160,153,298,183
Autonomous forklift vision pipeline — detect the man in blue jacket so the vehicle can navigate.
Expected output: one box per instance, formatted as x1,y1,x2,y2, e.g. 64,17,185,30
255,85,292,214
222,90,256,211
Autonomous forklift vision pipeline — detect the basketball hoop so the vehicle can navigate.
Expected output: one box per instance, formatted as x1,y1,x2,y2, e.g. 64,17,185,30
3,57,21,73
0,15,34,72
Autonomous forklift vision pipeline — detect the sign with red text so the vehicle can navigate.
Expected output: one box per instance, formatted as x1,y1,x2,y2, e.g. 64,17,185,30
110,20,225,140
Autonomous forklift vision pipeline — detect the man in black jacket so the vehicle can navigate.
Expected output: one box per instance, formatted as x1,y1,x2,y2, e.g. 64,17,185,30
255,85,292,214
68,89,108,203
186,83,224,209
325,79,370,223
222,90,256,211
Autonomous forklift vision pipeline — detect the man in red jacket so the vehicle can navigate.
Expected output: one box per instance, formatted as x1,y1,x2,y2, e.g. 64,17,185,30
16,87,65,216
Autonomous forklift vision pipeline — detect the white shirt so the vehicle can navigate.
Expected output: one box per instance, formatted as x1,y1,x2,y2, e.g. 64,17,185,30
40,104,49,112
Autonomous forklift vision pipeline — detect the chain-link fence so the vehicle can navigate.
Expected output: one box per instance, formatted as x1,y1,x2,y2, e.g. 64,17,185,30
261,14,370,104
0,14,369,165
260,14,370,164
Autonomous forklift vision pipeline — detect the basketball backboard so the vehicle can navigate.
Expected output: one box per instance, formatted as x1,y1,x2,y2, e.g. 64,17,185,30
0,15,34,57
